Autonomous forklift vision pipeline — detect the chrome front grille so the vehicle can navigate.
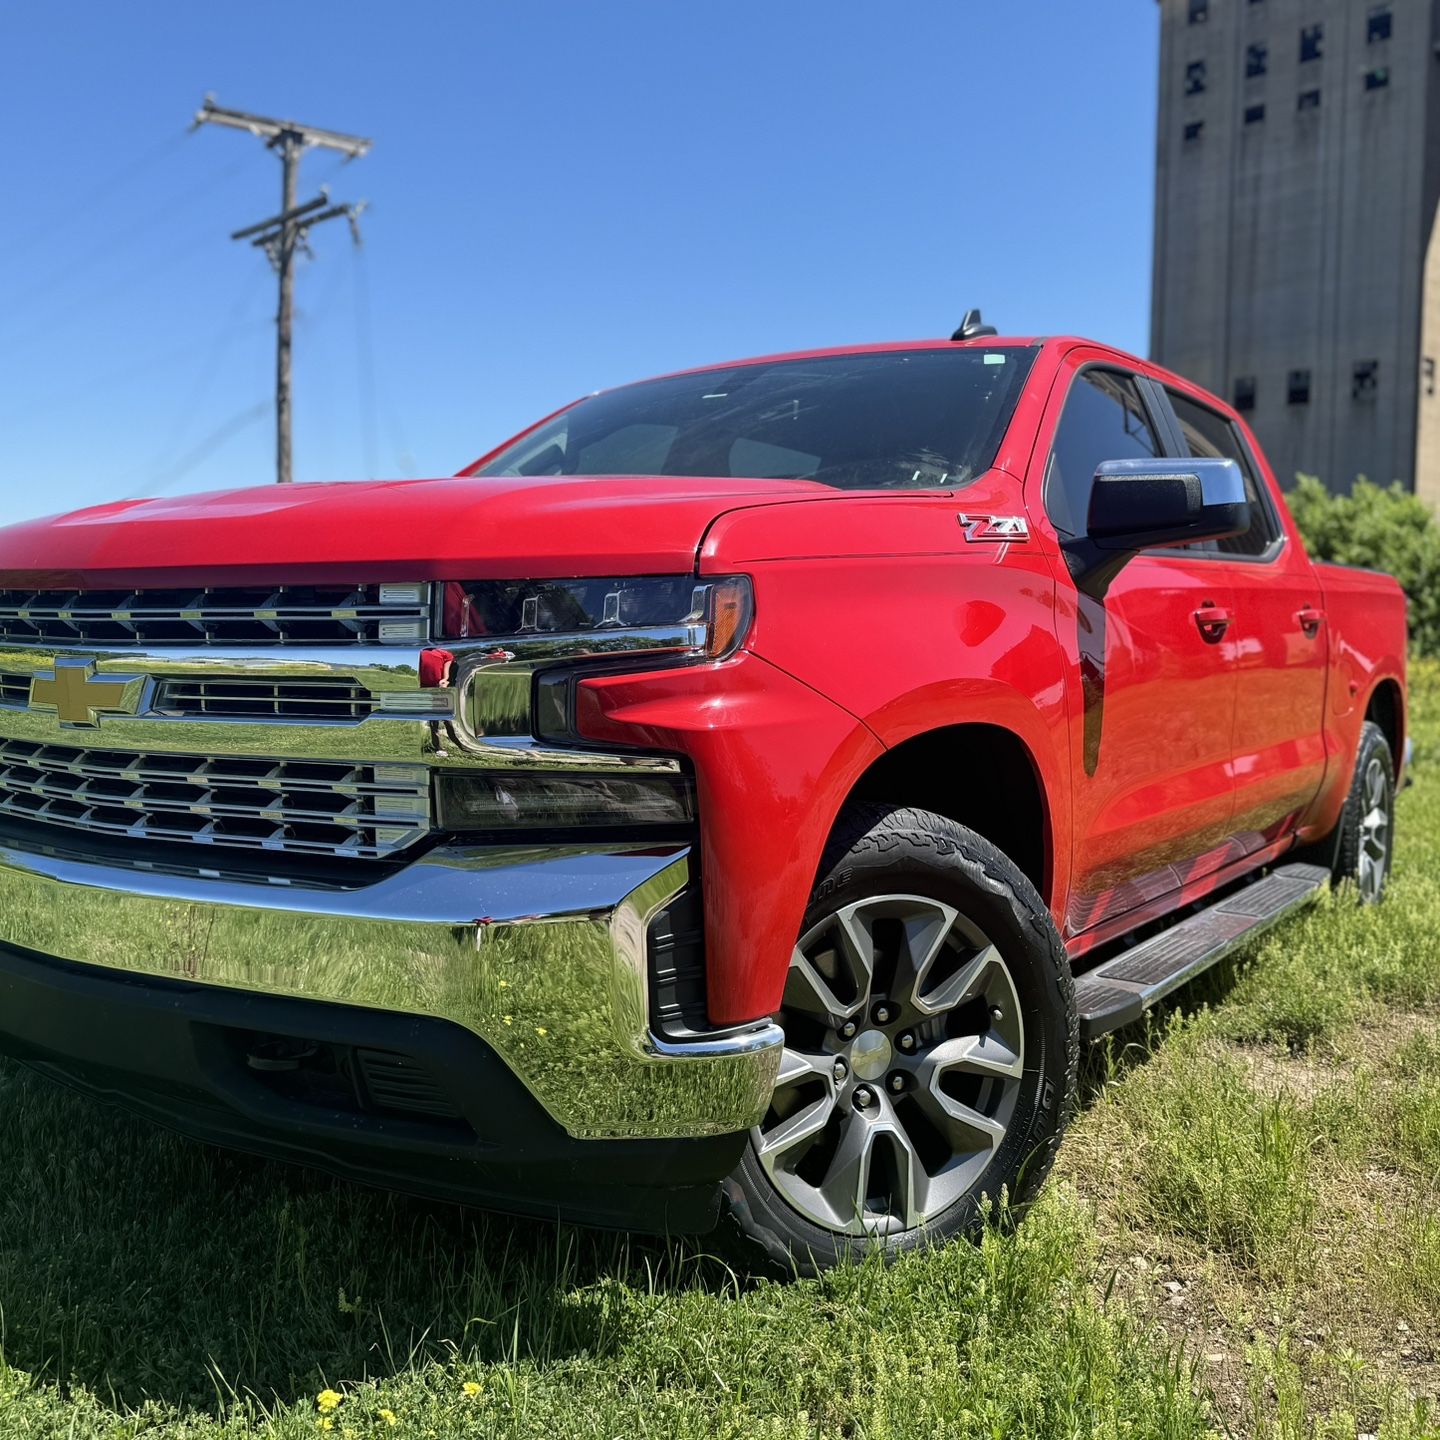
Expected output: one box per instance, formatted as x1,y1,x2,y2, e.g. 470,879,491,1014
0,673,26,707
0,738,429,859
0,583,430,648
153,676,377,722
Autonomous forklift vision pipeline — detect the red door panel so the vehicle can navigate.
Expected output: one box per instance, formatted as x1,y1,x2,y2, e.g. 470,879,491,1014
1059,557,1239,935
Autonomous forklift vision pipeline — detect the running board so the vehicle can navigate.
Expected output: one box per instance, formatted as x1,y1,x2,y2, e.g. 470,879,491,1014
1073,862,1331,1041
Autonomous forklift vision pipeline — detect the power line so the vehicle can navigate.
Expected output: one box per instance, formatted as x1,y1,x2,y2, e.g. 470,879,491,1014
125,400,271,500
194,96,371,484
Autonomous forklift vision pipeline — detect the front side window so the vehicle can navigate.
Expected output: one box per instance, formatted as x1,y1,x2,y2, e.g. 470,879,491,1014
475,347,1036,492
1167,389,1281,557
1045,370,1162,538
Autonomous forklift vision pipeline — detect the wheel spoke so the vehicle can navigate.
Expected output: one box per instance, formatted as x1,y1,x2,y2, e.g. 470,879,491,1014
924,1031,1025,1083
916,1078,1008,1152
819,1110,877,1229
783,930,871,1023
757,1050,836,1163
884,900,957,1008
912,941,1000,1017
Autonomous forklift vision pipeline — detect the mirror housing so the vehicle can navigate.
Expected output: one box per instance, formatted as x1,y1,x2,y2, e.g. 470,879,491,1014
1063,457,1250,598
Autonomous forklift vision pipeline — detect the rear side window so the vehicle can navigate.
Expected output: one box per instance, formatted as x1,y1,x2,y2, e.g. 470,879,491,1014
1166,389,1281,557
1045,369,1163,537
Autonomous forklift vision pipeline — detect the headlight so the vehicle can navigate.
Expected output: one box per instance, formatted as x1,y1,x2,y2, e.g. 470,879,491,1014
438,575,753,660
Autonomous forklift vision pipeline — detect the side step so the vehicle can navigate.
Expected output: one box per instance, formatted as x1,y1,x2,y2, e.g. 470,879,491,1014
1073,862,1331,1041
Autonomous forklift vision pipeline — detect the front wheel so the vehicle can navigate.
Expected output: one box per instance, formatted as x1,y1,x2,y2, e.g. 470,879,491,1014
723,805,1077,1275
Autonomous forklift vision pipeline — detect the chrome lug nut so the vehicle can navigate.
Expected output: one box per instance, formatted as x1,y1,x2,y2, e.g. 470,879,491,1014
853,1086,875,1111
888,1073,905,1094
991,1005,1005,1022
897,1031,916,1053
840,1020,857,1040
873,1002,894,1025
832,1057,848,1083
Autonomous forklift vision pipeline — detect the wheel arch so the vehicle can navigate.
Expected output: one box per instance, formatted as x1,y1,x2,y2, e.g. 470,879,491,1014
830,721,1057,907
1365,676,1405,778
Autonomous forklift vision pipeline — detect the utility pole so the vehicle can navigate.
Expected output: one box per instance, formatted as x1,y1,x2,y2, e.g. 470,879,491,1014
194,97,371,484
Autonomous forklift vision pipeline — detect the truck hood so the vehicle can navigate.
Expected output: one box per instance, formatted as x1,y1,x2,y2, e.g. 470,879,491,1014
0,474,835,589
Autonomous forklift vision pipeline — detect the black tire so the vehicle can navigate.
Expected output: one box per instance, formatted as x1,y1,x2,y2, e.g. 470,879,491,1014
722,804,1077,1276
1332,720,1396,904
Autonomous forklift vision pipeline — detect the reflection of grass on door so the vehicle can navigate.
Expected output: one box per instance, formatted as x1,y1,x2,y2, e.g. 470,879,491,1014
1,662,1437,1439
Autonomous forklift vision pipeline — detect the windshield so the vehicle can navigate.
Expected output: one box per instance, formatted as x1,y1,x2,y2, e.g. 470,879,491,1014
475,346,1037,491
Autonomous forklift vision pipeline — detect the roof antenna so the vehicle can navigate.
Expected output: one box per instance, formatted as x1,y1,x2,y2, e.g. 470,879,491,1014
951,308,998,341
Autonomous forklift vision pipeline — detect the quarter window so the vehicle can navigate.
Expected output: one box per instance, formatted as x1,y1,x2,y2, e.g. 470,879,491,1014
1167,389,1281,558
1046,371,1162,539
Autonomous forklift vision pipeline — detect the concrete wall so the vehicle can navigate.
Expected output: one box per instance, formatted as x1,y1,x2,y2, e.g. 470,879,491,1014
1152,0,1435,494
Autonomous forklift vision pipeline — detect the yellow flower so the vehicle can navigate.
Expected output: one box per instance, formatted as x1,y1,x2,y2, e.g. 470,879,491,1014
498,978,508,988
535,1027,548,1037
462,1380,482,1398
316,1421,334,1433
378,1411,398,1428
502,1015,513,1025
317,1390,343,1413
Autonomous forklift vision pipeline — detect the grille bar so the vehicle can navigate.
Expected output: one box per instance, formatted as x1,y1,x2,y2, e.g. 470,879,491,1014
0,584,430,648
0,738,429,860
0,672,380,723
154,676,377,721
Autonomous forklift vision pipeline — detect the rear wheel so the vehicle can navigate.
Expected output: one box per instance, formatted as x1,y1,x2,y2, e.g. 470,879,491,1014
1334,721,1396,904
723,805,1076,1275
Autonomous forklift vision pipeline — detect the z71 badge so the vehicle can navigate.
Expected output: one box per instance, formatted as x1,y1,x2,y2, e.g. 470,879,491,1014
957,513,1029,542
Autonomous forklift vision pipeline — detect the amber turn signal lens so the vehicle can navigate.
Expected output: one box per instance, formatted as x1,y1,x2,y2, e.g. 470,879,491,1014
704,577,754,660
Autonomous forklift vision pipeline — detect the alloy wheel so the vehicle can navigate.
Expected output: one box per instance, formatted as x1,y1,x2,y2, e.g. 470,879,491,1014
1358,755,1392,902
752,894,1025,1237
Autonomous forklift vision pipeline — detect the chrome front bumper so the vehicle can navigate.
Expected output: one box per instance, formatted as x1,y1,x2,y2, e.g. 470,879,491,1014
0,838,783,1140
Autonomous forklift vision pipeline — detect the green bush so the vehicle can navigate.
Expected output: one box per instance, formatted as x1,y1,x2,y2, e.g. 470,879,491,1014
1287,474,1440,657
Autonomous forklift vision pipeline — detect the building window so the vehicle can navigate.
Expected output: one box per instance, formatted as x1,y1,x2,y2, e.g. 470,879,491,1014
1298,88,1323,111
1365,67,1390,90
1189,0,1208,23
1301,24,1324,62
1368,6,1392,43
1234,377,1257,412
1186,60,1208,95
1426,358,1437,398
1353,360,1379,401
1184,119,1205,142
1247,43,1269,77
1245,102,1267,125
1288,370,1311,405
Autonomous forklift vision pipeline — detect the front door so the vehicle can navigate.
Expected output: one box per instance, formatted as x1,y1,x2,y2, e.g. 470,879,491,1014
1034,356,1240,939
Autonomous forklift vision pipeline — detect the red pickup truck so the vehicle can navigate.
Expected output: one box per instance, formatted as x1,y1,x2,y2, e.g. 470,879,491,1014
0,332,1408,1273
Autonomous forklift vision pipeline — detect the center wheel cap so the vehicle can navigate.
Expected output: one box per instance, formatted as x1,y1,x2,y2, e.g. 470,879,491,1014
850,1027,893,1081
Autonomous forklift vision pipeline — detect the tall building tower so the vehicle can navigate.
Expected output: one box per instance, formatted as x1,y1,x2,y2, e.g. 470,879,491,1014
1151,0,1440,505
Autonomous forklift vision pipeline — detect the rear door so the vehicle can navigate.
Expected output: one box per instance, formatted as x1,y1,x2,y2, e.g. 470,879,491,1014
1160,387,1329,850
1034,354,1240,939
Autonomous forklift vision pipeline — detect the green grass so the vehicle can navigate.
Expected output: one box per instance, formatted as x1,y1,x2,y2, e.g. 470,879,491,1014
3,664,1440,1437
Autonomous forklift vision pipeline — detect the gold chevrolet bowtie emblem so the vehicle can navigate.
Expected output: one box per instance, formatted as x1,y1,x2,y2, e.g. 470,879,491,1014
29,661,144,728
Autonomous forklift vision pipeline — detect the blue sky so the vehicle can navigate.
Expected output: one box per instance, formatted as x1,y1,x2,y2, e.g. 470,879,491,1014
0,2,1160,527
